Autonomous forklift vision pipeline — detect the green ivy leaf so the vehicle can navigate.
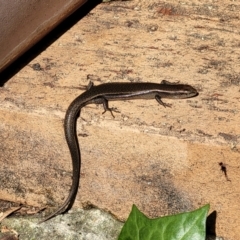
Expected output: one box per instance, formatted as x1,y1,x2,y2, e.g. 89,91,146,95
118,204,209,240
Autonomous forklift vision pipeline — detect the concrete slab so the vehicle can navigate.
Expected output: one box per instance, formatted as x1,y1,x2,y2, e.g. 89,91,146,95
0,0,239,239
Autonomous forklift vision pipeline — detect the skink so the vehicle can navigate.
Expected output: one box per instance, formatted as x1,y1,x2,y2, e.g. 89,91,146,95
40,80,198,222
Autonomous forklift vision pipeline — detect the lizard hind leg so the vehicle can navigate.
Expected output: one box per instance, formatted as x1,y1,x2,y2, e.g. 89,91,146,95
99,97,120,118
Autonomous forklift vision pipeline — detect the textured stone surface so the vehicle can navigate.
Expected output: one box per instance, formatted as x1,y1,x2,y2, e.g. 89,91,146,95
0,208,123,240
0,0,239,239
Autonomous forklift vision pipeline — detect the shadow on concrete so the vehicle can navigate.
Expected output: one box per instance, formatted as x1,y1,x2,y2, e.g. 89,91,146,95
206,210,217,237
